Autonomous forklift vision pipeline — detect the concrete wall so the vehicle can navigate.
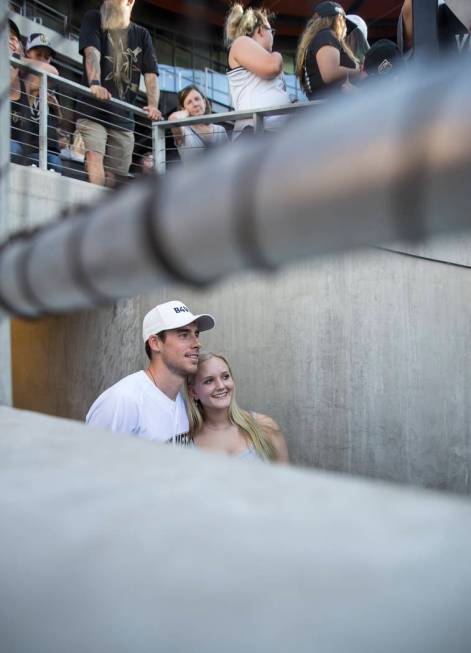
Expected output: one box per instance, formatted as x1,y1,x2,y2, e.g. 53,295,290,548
8,167,471,494
9,163,104,231
2,405,471,653
9,164,105,414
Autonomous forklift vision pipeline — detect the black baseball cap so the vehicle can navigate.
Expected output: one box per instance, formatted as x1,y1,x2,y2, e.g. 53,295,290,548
314,2,346,18
9,18,22,41
364,39,402,76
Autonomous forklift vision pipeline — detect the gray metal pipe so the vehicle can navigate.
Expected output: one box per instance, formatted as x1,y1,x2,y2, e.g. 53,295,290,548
1,55,471,321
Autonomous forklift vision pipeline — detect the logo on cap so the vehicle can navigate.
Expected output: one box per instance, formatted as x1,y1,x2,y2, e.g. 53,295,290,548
378,59,393,74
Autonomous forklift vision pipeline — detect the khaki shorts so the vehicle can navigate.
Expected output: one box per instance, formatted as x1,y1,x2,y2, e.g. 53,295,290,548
77,118,134,176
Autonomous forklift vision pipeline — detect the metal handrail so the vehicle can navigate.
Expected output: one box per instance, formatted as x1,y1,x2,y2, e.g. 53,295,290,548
154,100,321,173
11,57,153,173
3,55,470,321
13,58,151,118
11,57,320,176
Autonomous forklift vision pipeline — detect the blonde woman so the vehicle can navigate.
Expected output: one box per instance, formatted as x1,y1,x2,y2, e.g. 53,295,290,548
225,3,291,137
296,1,360,100
186,353,289,463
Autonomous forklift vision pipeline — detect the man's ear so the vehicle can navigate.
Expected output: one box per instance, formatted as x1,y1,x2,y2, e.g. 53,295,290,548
148,334,162,355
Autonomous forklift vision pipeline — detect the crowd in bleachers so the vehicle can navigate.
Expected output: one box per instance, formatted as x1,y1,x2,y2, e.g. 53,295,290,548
8,1,470,185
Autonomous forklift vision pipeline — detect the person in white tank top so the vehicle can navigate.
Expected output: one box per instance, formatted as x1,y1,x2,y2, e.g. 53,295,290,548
224,3,291,138
185,352,289,463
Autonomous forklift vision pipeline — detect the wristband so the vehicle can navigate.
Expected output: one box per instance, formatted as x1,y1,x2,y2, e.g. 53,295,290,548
89,80,100,87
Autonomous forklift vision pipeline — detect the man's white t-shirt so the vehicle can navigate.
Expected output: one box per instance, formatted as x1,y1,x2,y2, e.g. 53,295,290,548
86,371,190,444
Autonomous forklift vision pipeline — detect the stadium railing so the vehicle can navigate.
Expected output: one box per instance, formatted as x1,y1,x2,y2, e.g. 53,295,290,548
11,58,319,180
11,58,155,181
154,101,320,174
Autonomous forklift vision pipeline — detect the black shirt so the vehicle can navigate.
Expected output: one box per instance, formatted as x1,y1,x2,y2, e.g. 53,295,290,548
303,29,356,100
78,10,159,131
397,3,470,55
438,3,469,52
24,90,61,155
11,79,30,149
11,77,60,163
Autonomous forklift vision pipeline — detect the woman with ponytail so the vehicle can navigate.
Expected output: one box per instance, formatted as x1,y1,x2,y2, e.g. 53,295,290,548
296,2,360,100
186,353,289,462
225,3,291,137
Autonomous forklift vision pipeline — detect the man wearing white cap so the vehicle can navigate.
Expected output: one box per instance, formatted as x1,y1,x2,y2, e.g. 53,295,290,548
86,300,215,445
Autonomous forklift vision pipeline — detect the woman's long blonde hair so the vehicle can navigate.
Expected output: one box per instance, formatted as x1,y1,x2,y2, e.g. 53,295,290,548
295,13,358,87
185,352,276,460
224,3,273,47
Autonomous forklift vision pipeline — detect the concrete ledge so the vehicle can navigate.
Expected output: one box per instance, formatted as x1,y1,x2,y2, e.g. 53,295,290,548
9,163,105,231
1,406,471,653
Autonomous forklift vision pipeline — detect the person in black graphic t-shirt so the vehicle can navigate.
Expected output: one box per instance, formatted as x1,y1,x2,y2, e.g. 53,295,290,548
296,2,361,101
77,0,161,186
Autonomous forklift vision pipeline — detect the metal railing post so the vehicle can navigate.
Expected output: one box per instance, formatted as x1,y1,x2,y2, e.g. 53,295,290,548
253,112,264,135
153,123,167,174
38,72,48,171
1,3,12,404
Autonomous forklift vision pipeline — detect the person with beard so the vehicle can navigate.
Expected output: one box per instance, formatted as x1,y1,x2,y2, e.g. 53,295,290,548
77,0,161,186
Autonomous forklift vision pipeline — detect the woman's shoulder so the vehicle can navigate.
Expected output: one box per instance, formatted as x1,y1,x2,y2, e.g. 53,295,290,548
250,412,289,463
229,34,265,61
310,29,340,51
230,35,257,50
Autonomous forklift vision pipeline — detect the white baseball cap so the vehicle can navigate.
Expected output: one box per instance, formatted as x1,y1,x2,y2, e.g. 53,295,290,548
346,14,369,42
142,300,215,343
25,33,56,56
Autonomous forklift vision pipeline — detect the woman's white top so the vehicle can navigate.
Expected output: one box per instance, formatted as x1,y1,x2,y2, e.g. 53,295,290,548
176,124,228,162
227,66,291,137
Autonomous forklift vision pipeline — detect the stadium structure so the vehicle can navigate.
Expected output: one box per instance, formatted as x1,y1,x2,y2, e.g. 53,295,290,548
1,2,471,652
